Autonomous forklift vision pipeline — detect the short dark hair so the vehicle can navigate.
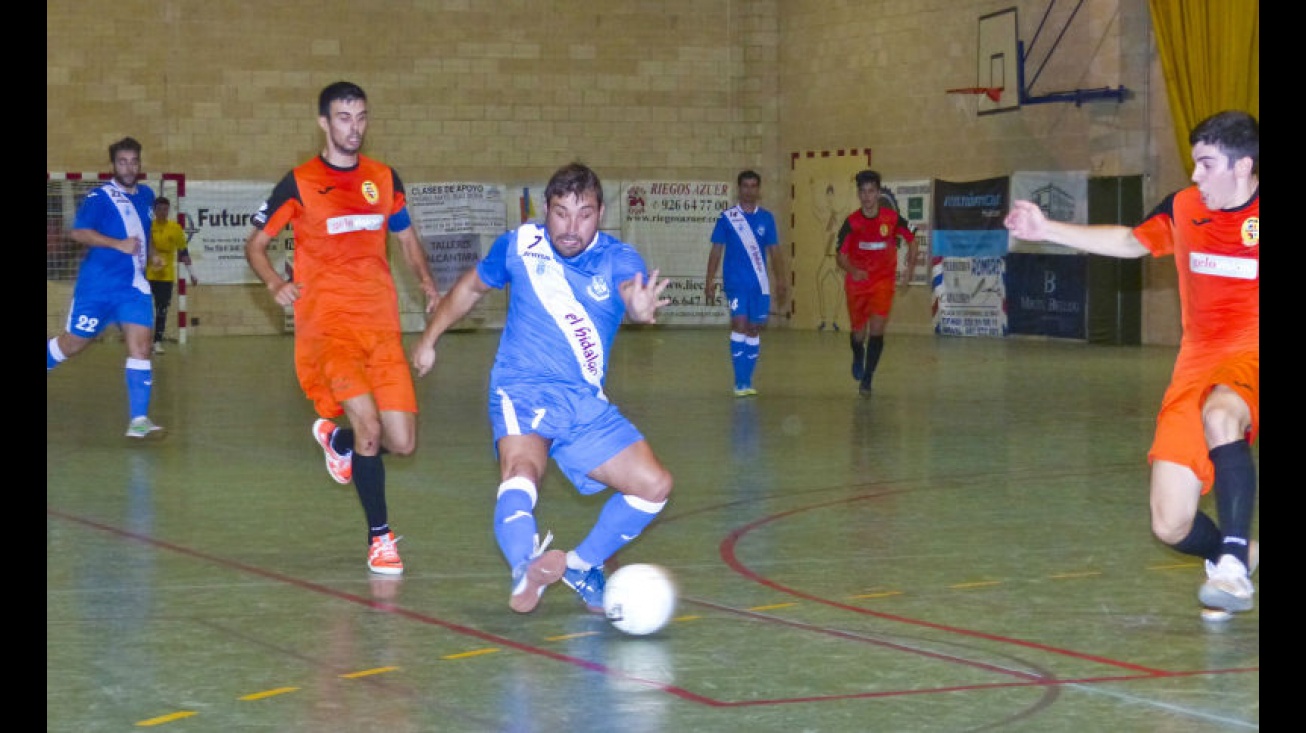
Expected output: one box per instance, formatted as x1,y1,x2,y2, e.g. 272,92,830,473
154,196,171,207
1190,110,1258,174
737,170,761,187
319,81,367,117
108,136,142,163
545,162,604,208
855,169,882,189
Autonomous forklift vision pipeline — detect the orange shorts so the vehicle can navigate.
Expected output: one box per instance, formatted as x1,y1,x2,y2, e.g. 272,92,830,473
845,278,895,333
294,327,418,418
1148,349,1258,494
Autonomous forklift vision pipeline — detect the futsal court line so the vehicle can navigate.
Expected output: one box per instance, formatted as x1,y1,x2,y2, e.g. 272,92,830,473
47,506,1256,719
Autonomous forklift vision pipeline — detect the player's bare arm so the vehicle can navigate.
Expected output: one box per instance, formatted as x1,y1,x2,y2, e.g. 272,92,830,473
243,227,300,306
70,228,140,256
411,267,491,377
1004,200,1148,258
704,245,724,304
394,226,441,313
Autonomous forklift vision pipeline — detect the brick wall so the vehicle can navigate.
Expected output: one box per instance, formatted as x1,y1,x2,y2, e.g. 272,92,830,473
47,0,1187,343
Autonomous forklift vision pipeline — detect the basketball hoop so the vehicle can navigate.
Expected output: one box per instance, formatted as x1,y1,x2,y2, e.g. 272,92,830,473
945,87,1004,103
945,87,1003,120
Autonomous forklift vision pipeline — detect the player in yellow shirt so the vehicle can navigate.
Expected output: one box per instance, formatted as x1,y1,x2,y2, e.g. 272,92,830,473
146,196,197,354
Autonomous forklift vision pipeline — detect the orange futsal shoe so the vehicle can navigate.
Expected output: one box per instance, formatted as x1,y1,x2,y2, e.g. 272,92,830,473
312,418,353,484
367,532,404,576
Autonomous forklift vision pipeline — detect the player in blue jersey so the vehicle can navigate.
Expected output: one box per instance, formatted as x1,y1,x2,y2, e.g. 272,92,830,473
47,137,165,439
704,170,790,396
412,162,673,615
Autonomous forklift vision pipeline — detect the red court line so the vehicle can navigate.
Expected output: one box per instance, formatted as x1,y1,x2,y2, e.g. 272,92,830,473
49,506,1255,708
46,507,718,706
720,492,1175,675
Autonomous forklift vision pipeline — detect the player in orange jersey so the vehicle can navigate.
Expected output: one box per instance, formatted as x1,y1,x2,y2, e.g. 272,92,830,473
1004,110,1259,615
245,81,440,576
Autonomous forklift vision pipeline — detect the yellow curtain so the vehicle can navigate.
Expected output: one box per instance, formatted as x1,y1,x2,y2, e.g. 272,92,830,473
1148,0,1259,175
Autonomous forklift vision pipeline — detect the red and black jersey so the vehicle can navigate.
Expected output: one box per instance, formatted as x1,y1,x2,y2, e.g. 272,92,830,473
836,206,915,290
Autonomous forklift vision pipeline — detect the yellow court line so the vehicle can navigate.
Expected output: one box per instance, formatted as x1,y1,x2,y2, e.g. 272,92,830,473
1048,571,1102,579
672,614,700,622
749,602,798,612
442,648,500,660
340,666,399,679
546,631,601,642
850,590,904,599
136,711,198,726
950,580,1002,589
239,687,299,701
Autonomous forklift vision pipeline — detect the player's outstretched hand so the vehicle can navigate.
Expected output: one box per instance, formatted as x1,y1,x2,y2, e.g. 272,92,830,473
1004,200,1048,240
625,269,672,324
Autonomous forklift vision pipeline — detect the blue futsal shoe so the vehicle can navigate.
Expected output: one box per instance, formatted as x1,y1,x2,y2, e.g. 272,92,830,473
562,564,607,613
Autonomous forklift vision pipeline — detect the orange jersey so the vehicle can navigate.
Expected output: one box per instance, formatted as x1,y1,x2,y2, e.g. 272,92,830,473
837,206,915,292
1131,186,1259,354
256,155,409,337
1132,186,1260,490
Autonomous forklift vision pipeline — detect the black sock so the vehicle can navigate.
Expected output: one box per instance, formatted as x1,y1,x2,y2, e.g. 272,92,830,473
1171,511,1223,563
333,428,389,457
1211,440,1256,567
332,427,355,455
864,336,885,376
850,335,865,367
352,453,389,542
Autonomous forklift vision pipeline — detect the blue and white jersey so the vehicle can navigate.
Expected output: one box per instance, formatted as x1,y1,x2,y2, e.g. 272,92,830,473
479,223,648,399
710,205,778,294
71,180,155,297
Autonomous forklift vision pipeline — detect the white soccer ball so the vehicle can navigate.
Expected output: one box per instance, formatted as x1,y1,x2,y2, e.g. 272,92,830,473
603,563,677,636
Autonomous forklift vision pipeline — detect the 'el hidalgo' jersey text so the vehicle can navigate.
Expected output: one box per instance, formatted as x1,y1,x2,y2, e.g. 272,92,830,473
71,180,156,297
1131,186,1258,353
478,223,648,398
836,206,915,291
253,155,412,336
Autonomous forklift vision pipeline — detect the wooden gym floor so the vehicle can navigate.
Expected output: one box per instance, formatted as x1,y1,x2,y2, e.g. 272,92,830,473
46,328,1258,732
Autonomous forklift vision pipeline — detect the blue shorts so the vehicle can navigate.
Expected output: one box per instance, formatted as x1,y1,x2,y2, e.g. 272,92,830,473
64,288,155,337
489,381,644,495
725,288,771,325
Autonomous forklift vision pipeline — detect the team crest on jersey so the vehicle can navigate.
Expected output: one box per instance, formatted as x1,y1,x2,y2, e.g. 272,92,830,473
879,223,890,236
361,180,379,205
1241,217,1258,247
587,276,611,301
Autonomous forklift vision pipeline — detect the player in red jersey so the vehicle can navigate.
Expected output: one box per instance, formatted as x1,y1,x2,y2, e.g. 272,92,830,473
1004,110,1259,615
836,170,918,397
245,81,440,576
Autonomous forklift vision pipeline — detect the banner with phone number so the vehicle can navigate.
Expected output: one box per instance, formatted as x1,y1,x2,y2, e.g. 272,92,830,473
620,180,733,326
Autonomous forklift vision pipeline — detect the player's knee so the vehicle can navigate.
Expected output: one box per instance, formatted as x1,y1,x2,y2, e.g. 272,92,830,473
352,422,385,455
641,467,673,504
387,437,416,457
381,427,417,456
1200,391,1250,446
1149,511,1189,546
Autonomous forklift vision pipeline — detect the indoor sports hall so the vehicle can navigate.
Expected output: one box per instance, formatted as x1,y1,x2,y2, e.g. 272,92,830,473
48,1,1258,730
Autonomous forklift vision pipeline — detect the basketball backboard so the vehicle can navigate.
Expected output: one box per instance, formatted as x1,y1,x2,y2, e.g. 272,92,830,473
977,8,1019,114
